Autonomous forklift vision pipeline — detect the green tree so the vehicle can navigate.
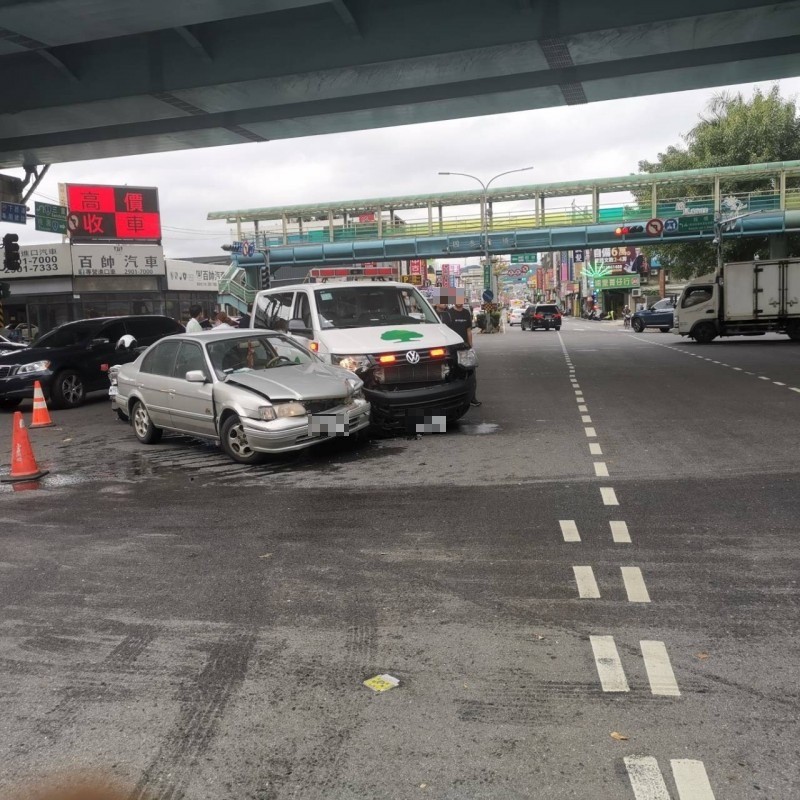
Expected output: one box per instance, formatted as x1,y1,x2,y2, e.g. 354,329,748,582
638,86,800,279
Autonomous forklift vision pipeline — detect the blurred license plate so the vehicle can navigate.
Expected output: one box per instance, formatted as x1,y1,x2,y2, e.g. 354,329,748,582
108,386,118,397
308,410,350,437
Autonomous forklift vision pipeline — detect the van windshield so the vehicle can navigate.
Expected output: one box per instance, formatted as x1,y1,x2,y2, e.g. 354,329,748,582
314,286,438,329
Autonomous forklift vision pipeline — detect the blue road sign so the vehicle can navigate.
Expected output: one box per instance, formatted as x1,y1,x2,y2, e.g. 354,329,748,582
664,218,679,234
482,289,494,303
1,202,27,225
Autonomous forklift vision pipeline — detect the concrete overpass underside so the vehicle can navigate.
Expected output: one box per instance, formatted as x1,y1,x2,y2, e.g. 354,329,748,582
2,0,800,168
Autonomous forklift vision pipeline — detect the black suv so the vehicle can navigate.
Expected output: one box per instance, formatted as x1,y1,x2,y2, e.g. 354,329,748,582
0,315,184,410
521,303,562,331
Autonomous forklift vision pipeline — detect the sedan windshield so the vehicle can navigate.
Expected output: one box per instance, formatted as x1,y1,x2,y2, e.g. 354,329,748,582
314,286,438,329
206,334,318,379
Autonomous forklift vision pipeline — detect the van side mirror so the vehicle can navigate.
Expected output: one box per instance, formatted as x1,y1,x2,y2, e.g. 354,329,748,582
288,319,311,336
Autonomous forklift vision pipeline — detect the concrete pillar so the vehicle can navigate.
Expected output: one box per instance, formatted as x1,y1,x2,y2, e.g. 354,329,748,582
236,216,242,242
427,202,433,235
281,214,288,245
780,171,787,209
328,211,334,242
769,234,790,259
377,208,383,237
535,194,540,226
253,219,260,247
540,194,546,226
438,205,443,234
651,183,658,218
713,176,720,214
592,186,599,223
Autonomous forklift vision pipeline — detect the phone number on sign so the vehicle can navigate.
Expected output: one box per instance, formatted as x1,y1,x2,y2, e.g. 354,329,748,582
12,258,65,273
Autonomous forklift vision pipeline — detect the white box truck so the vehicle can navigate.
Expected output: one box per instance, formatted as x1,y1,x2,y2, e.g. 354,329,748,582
674,259,800,344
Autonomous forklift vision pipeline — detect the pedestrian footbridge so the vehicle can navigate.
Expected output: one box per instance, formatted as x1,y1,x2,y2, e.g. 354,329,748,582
209,160,800,269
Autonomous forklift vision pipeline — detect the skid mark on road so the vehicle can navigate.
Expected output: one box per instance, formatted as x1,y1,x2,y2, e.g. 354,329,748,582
130,631,256,800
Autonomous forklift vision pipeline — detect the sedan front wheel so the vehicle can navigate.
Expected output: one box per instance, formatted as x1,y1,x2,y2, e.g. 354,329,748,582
220,415,265,465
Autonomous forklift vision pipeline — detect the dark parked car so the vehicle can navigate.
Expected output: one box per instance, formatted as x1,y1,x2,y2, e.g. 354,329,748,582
632,298,675,333
521,303,562,331
0,315,184,410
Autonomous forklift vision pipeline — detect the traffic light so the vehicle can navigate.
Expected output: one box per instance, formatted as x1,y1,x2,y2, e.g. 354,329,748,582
259,262,270,290
2,233,21,271
614,224,644,236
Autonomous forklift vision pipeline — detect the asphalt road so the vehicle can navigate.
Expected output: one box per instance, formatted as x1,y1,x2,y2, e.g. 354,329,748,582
1,320,798,799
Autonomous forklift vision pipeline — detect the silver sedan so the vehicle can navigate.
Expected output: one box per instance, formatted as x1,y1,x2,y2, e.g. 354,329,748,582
113,330,371,463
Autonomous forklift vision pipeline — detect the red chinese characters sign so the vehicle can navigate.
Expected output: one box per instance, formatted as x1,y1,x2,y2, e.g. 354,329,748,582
65,184,161,242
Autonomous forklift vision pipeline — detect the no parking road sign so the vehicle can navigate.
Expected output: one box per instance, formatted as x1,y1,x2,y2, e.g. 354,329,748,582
646,218,664,236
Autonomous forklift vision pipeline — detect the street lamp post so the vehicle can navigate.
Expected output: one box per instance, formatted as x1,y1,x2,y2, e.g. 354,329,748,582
713,209,768,271
439,167,533,332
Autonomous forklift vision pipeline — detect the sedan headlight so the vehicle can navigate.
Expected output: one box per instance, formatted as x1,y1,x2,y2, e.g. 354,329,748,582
457,348,479,369
346,377,365,401
257,406,277,421
332,354,371,372
274,401,307,418
17,360,51,375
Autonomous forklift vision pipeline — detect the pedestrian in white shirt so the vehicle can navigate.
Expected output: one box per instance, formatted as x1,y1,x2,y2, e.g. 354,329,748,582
185,304,204,333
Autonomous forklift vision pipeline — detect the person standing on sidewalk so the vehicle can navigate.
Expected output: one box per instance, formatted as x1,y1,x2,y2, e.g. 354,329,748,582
442,292,481,407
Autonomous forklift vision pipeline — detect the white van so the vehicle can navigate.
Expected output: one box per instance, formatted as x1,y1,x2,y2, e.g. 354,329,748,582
251,281,477,430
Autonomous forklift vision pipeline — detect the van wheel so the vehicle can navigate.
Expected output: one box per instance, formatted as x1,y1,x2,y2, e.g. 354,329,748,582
692,322,717,344
787,323,800,342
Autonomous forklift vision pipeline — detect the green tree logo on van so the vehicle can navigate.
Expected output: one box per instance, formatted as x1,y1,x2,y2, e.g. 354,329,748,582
380,329,424,343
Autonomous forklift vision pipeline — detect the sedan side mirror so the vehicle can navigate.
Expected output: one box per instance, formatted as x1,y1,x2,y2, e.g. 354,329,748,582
185,370,208,383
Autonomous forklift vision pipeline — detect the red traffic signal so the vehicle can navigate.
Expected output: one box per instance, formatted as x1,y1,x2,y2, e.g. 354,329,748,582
615,224,644,236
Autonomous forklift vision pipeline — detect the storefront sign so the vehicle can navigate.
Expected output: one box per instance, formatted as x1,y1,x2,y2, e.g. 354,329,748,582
166,260,227,291
3,243,73,278
71,244,165,277
594,275,641,290
63,183,161,242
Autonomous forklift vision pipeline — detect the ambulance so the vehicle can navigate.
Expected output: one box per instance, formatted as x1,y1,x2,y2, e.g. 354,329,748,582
250,267,477,430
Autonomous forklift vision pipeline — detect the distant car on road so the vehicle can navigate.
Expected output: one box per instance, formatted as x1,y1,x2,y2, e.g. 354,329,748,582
113,329,371,464
0,315,184,410
508,308,523,326
632,298,675,333
521,303,562,331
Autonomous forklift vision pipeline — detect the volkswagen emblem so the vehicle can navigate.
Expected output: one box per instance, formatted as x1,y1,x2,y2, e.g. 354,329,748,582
406,350,420,364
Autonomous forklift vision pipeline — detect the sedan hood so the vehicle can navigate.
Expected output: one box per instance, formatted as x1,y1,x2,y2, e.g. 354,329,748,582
320,324,462,355
224,362,357,401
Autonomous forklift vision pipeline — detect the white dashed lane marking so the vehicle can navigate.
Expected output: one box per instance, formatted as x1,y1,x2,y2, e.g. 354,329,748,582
559,520,581,542
581,415,593,423
589,635,629,692
624,756,671,800
641,640,681,696
670,759,717,799
621,567,650,602
585,427,597,437
600,487,619,505
594,461,609,477
589,442,603,455
578,404,588,412
573,566,601,598
610,520,631,543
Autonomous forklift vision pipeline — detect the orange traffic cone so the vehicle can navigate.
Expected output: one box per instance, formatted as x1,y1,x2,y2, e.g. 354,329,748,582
1,411,48,483
30,380,55,428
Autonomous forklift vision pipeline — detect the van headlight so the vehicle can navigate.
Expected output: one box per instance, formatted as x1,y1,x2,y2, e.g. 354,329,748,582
332,354,371,372
17,360,51,375
457,349,478,368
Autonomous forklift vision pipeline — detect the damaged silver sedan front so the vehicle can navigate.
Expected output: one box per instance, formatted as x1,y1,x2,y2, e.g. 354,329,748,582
113,330,370,463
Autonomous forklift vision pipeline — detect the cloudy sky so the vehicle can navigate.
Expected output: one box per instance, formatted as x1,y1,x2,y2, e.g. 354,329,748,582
8,76,800,259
